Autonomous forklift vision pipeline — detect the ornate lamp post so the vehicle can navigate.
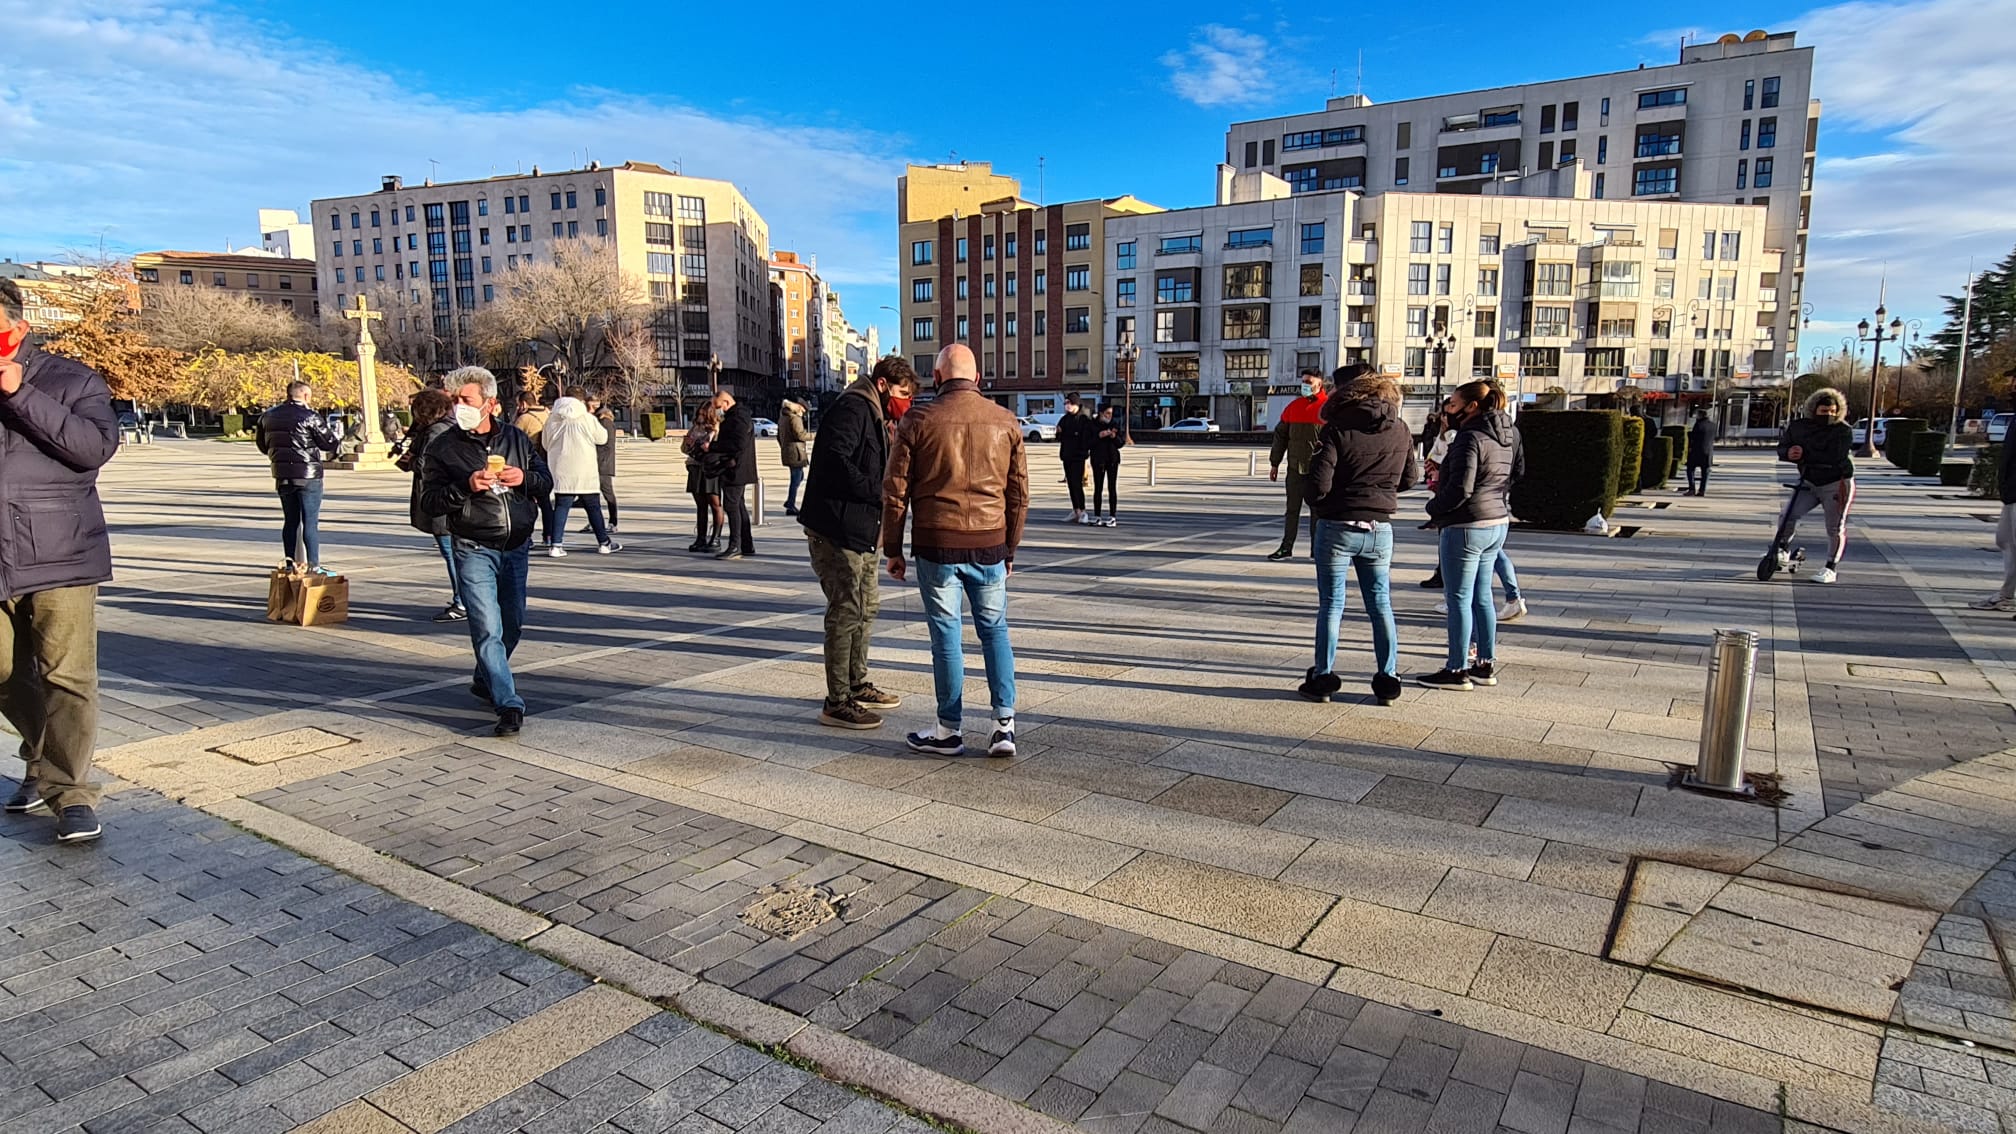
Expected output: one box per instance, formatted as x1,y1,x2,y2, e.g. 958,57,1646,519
1854,305,1903,458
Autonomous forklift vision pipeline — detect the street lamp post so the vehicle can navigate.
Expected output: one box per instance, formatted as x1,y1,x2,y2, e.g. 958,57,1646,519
1427,325,1456,404
1949,270,1976,443
1854,304,1903,458
1838,337,1859,419
1117,343,1139,432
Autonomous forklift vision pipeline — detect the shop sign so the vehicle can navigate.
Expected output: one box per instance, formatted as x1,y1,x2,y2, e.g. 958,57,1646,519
1225,381,1253,395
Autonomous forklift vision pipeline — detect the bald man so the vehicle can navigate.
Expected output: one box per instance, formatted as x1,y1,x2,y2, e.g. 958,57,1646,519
883,344,1029,758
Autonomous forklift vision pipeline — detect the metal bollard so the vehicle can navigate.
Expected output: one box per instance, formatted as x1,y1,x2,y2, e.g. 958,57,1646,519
1147,456,1158,486
753,480,765,526
1248,450,1258,477
1685,628,1758,796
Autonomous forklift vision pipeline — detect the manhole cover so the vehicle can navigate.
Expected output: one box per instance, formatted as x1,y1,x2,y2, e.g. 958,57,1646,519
1846,664,1944,685
213,727,357,765
740,882,841,940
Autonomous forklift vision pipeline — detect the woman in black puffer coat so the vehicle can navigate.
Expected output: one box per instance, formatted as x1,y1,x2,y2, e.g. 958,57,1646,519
1420,381,1522,692
398,388,465,623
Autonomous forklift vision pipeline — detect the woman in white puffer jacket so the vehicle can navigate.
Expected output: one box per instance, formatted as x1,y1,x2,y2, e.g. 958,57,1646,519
542,391,619,556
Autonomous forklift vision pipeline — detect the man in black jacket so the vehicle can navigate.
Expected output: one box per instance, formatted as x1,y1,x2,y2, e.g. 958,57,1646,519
255,380,341,571
800,358,918,729
1685,408,1715,496
1057,392,1097,524
422,366,552,737
0,279,119,843
711,390,759,560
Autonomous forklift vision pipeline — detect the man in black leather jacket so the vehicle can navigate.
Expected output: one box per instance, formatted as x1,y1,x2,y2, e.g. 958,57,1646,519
421,366,552,737
255,380,341,570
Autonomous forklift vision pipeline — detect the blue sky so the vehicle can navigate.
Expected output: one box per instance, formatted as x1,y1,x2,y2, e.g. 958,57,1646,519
4,0,2010,366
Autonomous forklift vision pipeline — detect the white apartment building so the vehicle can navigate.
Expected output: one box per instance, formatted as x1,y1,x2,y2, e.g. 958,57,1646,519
1221,30,1816,383
1107,169,1774,429
258,209,315,261
311,162,777,391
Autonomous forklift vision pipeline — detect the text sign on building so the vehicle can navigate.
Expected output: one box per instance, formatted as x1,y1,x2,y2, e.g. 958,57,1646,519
1629,365,1649,380
1130,381,1180,393
683,384,715,397
1496,365,1518,382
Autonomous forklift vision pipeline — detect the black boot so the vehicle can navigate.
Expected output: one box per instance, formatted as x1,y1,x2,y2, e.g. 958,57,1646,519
1296,668,1343,703
689,515,708,553
1419,570,1443,588
1372,673,1403,706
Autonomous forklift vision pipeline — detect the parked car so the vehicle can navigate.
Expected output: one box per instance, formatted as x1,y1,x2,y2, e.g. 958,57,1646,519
1164,418,1221,433
1850,417,1912,448
1988,413,2013,444
752,417,779,438
1019,416,1057,442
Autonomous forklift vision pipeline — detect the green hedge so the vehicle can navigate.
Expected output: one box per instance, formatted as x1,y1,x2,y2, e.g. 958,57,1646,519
1616,417,1645,500
1882,418,1928,468
1908,431,1947,477
1510,410,1624,529
1661,424,1688,467
1941,460,1973,488
643,412,667,441
221,413,244,436
1639,436,1672,491
1973,445,2002,497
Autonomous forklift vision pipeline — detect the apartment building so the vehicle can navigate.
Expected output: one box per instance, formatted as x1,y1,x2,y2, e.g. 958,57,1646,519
1108,168,1774,427
770,251,826,388
258,209,316,261
898,162,1162,415
1222,30,1817,382
311,161,777,392
132,250,320,318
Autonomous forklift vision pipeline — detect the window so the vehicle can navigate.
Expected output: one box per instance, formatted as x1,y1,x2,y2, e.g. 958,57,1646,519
1595,173,1607,198
1006,312,1018,337
677,196,704,220
983,314,996,339
1758,117,1777,149
1658,229,1679,260
1034,270,1045,294
952,236,967,264
1113,278,1136,307
1035,311,1047,336
1394,156,1409,185
334,268,345,284
506,228,517,244
956,277,968,300
912,279,933,302
1066,223,1091,251
1600,261,1640,297
1299,306,1323,338
1408,264,1430,295
1715,272,1737,302
563,190,576,209
1601,96,1611,123
1596,136,1608,165
1406,306,1428,336
1300,264,1323,297
504,197,518,216
246,272,260,288
1006,272,1018,296
1740,120,1751,150
1116,241,1136,269
1737,159,1748,190
1534,262,1572,297
1540,105,1556,134
1471,347,1496,377
1223,263,1269,299
1761,76,1780,108
1559,140,1576,164
1655,272,1675,299
480,256,491,274
412,233,422,249
1754,158,1773,187
984,273,996,298
1744,79,1756,111
1225,351,1270,385
1034,231,1047,255
1479,227,1500,256
212,271,227,286
1066,308,1090,334
983,235,995,260
1437,225,1454,254
911,240,933,265
1521,347,1561,377
1697,272,1714,301
1005,233,1018,259
595,219,607,237
1065,265,1090,291
1223,306,1267,340
1530,306,1570,337
913,318,934,341
553,223,565,238
1636,129,1682,158
1436,265,1452,296
1562,101,1579,131
1691,348,1708,374
1638,88,1686,109
1300,223,1324,255
1226,227,1272,249
955,315,969,339
1721,232,1742,260
177,270,191,284
1158,235,1203,255
1649,348,1670,376
1474,308,1497,337
328,212,343,231
1402,348,1427,378
1587,348,1626,377
550,192,562,210
1633,167,1678,196
1481,108,1519,127
1155,270,1196,303
1409,221,1432,253
1596,314,1636,338
1154,310,1198,343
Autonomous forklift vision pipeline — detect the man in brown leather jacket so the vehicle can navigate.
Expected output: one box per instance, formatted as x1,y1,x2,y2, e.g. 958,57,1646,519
883,344,1029,758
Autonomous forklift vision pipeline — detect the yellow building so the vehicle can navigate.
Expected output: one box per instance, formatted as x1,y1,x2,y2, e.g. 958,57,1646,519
132,250,320,319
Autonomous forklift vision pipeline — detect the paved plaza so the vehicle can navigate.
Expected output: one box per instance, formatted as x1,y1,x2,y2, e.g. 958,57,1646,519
7,434,2016,1133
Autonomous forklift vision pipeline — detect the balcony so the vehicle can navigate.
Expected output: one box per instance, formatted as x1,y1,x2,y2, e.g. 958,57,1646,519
1758,288,1778,311
1344,322,1376,340
1346,280,1376,298
1348,239,1378,263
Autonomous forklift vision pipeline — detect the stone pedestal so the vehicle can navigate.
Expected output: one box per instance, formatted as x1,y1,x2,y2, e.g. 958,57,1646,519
330,442,400,472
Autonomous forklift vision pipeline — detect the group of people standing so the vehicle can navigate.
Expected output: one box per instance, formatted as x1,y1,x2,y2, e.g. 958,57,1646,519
1057,392,1128,527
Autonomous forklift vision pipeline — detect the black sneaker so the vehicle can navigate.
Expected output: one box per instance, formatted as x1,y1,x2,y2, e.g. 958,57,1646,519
1372,673,1403,706
1296,668,1342,703
55,805,100,844
1419,572,1444,589
851,683,902,709
494,708,524,738
1468,662,1499,687
988,729,1017,758
432,603,467,623
5,778,48,815
715,549,746,561
907,731,966,756
1266,547,1293,562
1416,669,1475,691
819,701,882,730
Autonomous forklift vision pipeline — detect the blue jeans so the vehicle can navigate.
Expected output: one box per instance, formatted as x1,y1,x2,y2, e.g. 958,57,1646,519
276,479,324,566
433,534,462,601
915,558,1016,729
786,465,805,511
551,494,610,546
1494,549,1521,603
454,541,530,712
1313,521,1398,679
1439,524,1509,671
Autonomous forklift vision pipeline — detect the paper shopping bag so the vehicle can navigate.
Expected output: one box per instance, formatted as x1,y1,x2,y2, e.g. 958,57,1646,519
265,568,303,623
296,573,350,627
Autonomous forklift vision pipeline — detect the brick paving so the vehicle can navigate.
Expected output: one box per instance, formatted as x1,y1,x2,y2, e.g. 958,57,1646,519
256,748,1783,1133
1806,682,2016,814
0,790,924,1134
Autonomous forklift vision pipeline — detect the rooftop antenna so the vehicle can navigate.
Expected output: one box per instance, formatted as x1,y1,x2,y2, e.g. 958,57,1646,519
428,158,440,181
1356,51,1363,98
1038,157,1046,205
1330,68,1337,98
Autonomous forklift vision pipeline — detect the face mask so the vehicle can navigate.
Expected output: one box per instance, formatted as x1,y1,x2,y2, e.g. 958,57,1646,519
0,325,25,357
887,395,913,418
1300,384,1315,398
452,404,483,430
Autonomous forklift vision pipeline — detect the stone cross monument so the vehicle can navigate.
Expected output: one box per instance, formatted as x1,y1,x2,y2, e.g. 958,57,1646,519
332,294,397,470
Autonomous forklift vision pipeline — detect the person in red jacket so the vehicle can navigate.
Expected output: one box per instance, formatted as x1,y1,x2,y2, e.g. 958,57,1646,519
1266,369,1329,560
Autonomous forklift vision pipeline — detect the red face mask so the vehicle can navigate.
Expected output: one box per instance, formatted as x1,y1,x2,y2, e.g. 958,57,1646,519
887,394,913,418
0,325,25,358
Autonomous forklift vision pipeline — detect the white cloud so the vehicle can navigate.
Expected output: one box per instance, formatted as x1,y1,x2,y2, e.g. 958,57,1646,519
1162,25,1277,108
1795,0,2016,338
0,0,908,298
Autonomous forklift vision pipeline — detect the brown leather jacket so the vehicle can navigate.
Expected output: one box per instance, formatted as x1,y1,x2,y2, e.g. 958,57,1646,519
882,379,1029,556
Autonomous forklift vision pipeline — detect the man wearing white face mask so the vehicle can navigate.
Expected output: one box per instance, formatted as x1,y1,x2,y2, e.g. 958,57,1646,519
1266,369,1329,561
420,366,552,737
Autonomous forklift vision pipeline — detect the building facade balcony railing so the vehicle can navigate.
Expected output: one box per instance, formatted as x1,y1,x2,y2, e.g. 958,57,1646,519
1344,322,1376,339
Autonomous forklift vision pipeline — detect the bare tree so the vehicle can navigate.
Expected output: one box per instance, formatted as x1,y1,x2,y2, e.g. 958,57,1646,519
359,283,448,373
470,239,646,379
604,318,658,419
143,285,309,354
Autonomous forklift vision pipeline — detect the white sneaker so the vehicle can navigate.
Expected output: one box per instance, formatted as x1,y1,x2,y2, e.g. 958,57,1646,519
1811,567,1837,584
1063,511,1082,524
1433,600,1448,614
549,545,569,558
1102,517,1118,527
1498,598,1528,622
598,541,621,555
988,729,1017,757
1970,596,2016,612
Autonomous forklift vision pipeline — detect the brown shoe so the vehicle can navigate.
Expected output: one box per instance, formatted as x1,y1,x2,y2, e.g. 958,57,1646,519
851,683,902,709
819,701,883,730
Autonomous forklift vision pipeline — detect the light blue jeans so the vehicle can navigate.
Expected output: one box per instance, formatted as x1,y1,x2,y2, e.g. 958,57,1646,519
1494,549,1522,603
1438,524,1509,671
915,558,1017,729
433,534,462,601
1313,521,1398,679
454,541,531,711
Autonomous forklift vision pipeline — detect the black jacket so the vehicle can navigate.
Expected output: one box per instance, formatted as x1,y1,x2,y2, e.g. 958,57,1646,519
594,409,617,477
255,400,341,481
1687,417,1715,467
1777,417,1854,486
799,381,889,553
404,419,455,536
1426,410,1522,528
1058,412,1098,461
1090,418,1128,466
419,419,553,551
1307,395,1420,524
2000,432,2016,505
712,404,759,486
0,344,118,603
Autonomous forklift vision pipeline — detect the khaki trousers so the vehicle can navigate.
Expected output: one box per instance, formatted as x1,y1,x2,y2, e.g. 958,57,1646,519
806,533,880,705
0,585,101,810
